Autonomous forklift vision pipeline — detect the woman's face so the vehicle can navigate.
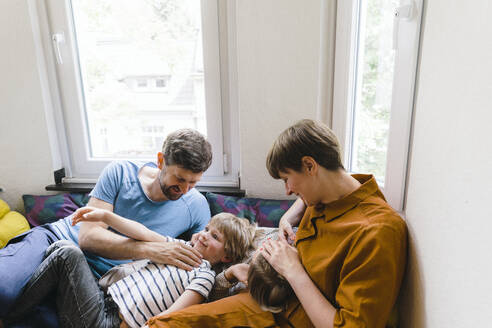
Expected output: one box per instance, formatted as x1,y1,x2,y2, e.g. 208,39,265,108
279,168,317,206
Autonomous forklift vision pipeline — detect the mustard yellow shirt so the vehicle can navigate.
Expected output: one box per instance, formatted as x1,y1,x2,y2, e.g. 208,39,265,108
285,174,408,327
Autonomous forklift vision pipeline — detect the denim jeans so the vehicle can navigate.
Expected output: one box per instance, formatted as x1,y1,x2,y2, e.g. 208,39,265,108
0,225,60,317
6,241,121,328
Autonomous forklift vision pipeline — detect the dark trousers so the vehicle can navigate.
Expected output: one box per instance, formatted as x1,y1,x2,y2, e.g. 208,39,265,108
0,226,59,315
6,241,120,328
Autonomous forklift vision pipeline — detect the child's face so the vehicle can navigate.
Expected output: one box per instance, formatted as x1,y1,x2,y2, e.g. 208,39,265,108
193,224,229,265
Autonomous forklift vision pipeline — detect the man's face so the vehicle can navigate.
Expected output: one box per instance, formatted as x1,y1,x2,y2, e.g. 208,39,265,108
159,164,203,200
193,224,229,265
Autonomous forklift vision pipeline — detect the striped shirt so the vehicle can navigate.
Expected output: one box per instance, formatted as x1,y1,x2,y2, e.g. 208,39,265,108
108,240,216,328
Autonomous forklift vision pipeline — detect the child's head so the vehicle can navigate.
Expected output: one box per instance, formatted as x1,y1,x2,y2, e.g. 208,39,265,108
248,252,294,313
193,213,257,267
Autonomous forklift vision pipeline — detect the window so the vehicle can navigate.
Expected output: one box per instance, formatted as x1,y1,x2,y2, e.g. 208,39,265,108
332,0,423,210
35,0,236,186
136,79,148,89
155,78,168,88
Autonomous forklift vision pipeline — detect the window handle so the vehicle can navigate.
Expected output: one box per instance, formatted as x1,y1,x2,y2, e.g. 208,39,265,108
393,2,414,50
52,32,66,65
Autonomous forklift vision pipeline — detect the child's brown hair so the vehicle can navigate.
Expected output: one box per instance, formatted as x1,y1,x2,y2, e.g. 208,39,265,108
248,253,294,313
209,213,261,266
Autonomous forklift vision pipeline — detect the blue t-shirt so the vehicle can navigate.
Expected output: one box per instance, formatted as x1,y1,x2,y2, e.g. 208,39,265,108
50,161,211,276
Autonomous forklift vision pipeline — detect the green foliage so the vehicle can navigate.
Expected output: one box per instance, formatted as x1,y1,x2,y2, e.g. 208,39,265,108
352,0,398,183
147,0,197,40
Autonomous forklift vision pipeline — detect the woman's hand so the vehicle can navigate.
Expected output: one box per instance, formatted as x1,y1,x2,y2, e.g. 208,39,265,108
261,239,304,281
277,197,305,242
71,206,109,226
278,217,296,243
262,239,337,327
224,263,250,285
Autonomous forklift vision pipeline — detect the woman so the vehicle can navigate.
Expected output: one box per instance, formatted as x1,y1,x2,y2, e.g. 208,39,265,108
147,119,408,328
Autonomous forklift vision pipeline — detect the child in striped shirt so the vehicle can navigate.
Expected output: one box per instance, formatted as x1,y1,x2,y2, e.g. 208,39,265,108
5,208,258,328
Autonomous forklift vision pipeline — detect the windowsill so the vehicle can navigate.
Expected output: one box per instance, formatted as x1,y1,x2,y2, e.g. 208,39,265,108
45,183,245,197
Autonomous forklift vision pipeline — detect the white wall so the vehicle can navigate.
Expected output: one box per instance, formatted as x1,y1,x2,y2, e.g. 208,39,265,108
0,0,54,211
5,1,492,326
236,0,322,198
399,0,492,327
0,0,324,208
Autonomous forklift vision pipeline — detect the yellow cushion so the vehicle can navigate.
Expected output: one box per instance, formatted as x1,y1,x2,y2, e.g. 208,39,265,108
0,211,30,248
0,199,10,219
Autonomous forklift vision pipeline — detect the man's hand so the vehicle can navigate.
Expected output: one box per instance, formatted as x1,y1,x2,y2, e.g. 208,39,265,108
142,241,203,271
190,232,199,246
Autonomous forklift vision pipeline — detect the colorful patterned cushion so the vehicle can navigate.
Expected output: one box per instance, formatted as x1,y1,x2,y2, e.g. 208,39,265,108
206,192,256,221
22,192,293,228
22,193,90,227
205,192,295,227
249,198,296,227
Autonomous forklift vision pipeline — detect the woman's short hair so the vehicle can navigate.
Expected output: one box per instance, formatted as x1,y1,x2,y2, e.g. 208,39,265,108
266,119,344,179
162,129,212,173
248,253,294,313
209,213,260,265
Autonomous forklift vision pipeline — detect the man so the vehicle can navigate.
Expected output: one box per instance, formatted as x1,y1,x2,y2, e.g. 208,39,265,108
147,119,407,328
0,128,213,324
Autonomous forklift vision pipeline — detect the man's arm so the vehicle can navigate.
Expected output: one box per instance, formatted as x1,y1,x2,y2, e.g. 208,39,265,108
78,197,202,270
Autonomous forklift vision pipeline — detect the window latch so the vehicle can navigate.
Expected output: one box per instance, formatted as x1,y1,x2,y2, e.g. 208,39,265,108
52,32,66,65
393,2,415,50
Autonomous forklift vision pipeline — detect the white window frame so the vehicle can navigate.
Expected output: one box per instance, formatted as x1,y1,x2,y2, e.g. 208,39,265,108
30,0,239,187
332,0,423,211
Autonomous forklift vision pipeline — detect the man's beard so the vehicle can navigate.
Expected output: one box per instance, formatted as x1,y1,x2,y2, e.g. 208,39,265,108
160,182,182,200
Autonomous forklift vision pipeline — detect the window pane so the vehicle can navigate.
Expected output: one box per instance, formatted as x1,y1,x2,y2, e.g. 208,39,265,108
71,0,207,159
350,0,398,184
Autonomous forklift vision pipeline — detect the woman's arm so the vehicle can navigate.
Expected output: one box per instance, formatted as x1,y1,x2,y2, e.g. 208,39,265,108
278,198,306,242
72,206,167,242
262,239,335,328
285,268,336,328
